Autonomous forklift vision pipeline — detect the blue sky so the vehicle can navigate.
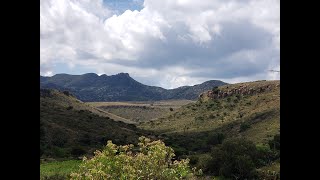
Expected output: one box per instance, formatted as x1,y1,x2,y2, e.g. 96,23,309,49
40,0,280,89
103,0,143,14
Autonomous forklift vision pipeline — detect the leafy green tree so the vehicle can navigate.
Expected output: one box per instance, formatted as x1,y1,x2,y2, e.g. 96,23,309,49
207,133,225,146
239,122,251,132
71,146,86,157
63,91,71,96
256,144,279,166
71,137,201,179
269,134,280,151
212,86,219,94
40,120,46,157
207,138,258,179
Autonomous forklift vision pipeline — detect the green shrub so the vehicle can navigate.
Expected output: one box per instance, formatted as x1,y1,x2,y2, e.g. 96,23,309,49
236,94,242,99
195,116,204,122
191,154,212,173
239,122,251,132
256,144,279,166
207,133,225,146
269,134,280,151
66,106,73,110
52,147,68,158
171,146,189,157
63,91,71,96
189,156,199,165
71,137,201,179
212,87,219,94
71,146,86,157
207,138,259,179
51,130,67,147
209,114,216,119
256,169,280,180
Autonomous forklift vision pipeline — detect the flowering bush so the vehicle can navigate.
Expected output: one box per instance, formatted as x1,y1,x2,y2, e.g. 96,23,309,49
71,136,201,179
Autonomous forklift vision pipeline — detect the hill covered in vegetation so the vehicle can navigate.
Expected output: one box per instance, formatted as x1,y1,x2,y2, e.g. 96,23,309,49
40,73,227,101
139,80,280,155
137,80,280,178
40,89,149,159
140,80,279,140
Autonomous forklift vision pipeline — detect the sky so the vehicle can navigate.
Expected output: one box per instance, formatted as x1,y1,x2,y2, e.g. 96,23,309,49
40,0,280,89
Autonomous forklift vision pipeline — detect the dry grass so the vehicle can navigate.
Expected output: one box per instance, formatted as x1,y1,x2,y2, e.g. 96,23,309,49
87,99,194,108
86,100,195,122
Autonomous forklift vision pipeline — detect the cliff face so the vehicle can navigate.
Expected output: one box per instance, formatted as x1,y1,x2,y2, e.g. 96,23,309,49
199,80,280,102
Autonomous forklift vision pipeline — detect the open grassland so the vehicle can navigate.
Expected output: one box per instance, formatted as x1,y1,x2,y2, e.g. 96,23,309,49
87,100,195,122
40,160,81,179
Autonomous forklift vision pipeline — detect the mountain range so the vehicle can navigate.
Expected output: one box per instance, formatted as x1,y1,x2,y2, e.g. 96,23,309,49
40,73,227,102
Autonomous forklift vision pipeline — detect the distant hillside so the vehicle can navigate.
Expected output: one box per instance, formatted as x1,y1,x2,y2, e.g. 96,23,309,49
40,73,227,101
139,80,280,154
40,89,148,159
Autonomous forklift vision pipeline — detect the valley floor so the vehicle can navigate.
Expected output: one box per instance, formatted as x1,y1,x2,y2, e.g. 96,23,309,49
86,99,194,123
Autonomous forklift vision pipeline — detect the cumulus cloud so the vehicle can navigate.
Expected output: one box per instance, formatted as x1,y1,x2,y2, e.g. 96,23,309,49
40,0,280,88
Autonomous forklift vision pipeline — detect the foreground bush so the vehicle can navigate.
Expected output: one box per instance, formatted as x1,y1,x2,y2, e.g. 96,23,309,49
71,136,200,179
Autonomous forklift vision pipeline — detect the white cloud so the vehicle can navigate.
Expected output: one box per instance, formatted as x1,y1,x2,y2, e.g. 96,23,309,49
40,0,280,88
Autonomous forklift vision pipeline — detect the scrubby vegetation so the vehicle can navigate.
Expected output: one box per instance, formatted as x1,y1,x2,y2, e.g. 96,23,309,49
70,137,201,179
137,81,280,178
41,135,279,179
206,137,280,179
40,89,149,159
140,81,280,146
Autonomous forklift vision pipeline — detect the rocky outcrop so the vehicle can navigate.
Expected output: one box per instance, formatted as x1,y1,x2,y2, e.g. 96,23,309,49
199,82,279,101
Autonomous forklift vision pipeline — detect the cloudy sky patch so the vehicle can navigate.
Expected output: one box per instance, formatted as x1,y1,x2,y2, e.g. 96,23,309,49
40,0,280,88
